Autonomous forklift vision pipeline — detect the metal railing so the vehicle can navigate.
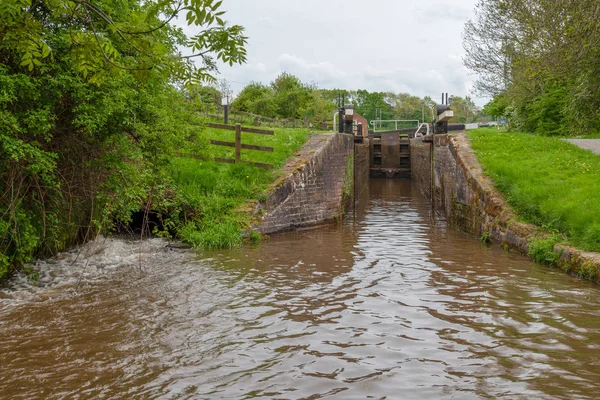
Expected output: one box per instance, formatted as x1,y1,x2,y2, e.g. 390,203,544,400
370,119,420,131
414,123,430,138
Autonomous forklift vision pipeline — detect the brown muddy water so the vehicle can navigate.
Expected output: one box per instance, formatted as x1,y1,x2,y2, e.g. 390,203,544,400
1,180,600,399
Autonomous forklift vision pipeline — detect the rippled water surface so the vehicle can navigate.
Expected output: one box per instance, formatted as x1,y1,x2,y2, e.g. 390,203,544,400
1,180,600,399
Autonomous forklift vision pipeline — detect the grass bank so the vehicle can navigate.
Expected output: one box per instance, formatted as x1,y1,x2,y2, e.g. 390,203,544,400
170,125,314,249
468,128,600,252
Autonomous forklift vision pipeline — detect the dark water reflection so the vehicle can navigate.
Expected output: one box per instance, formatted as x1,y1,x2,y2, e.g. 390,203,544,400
1,180,600,399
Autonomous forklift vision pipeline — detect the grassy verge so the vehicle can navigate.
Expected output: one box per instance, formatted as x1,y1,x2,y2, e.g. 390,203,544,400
170,126,314,249
468,128,600,252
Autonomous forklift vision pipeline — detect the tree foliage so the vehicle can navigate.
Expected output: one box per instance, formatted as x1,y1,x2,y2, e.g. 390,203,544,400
0,0,246,278
352,90,392,122
271,73,311,119
464,0,600,135
231,73,336,124
0,0,247,84
448,96,479,123
232,78,481,129
187,84,223,112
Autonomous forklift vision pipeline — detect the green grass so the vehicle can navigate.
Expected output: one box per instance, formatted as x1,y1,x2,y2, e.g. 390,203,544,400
197,126,314,167
170,125,315,249
468,128,600,252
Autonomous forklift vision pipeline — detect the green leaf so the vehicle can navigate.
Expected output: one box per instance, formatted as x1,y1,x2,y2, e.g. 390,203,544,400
41,43,51,58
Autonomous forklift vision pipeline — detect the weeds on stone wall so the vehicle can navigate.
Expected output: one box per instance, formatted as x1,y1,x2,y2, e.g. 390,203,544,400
528,236,562,265
480,232,491,244
341,154,354,216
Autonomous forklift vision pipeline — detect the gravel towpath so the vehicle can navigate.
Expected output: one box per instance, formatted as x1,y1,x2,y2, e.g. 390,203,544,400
565,139,600,155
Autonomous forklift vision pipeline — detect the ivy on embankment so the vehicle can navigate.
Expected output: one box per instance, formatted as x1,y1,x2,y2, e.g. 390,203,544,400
468,128,600,253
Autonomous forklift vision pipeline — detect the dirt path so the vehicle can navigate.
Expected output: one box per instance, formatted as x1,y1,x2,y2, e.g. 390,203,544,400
565,139,600,155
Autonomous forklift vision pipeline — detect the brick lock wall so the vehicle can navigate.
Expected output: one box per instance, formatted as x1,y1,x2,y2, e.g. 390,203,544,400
256,133,354,235
432,135,473,230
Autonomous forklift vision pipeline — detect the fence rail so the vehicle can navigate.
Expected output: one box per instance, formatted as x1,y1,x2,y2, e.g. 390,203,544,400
206,123,274,135
205,108,309,129
207,123,274,169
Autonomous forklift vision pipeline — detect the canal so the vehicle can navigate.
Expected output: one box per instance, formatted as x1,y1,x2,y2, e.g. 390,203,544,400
1,180,599,399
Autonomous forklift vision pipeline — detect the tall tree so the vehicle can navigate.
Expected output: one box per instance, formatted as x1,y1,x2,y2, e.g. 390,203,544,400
231,82,276,116
463,0,600,134
449,96,479,123
353,90,391,123
392,93,426,122
300,90,336,125
270,72,311,119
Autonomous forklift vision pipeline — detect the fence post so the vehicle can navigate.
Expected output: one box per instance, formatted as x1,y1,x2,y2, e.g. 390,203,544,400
235,124,241,163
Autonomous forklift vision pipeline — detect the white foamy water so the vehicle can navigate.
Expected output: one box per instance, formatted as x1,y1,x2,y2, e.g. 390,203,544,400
1,236,194,302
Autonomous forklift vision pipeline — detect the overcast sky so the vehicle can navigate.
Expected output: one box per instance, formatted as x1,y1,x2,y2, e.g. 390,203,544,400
202,0,486,105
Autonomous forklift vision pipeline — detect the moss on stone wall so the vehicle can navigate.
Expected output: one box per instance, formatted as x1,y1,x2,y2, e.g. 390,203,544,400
342,154,355,216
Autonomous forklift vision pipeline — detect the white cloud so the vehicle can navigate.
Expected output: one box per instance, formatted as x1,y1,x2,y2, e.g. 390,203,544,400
198,0,489,105
257,16,276,26
278,53,349,85
418,3,472,22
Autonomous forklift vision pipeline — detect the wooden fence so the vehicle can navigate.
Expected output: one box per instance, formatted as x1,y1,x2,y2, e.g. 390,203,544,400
207,123,274,169
204,107,309,129
229,109,307,128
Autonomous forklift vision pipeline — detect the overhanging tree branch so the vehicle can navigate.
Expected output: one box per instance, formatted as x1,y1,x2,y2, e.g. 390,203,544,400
83,6,153,71
120,1,184,35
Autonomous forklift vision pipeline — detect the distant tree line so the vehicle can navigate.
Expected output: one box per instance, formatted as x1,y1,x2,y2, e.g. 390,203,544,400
464,0,600,135
199,73,487,128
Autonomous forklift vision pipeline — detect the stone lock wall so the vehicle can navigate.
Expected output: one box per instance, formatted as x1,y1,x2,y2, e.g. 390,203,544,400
410,133,600,282
411,133,535,253
256,133,354,235
410,133,535,253
410,137,432,200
